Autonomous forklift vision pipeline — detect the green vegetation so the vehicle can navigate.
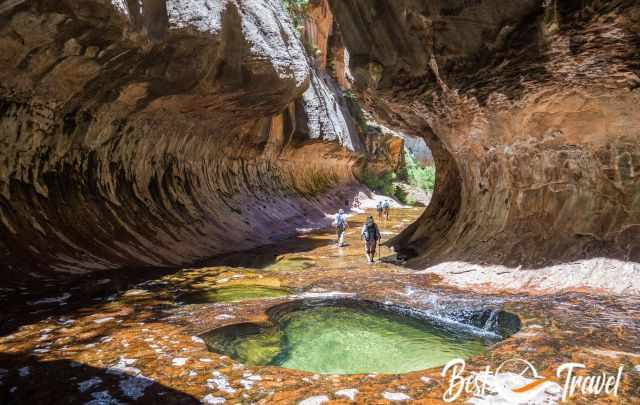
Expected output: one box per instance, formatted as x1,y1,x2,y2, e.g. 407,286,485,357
404,151,436,192
282,0,309,10
282,0,310,29
358,165,406,203
360,168,397,197
358,151,436,206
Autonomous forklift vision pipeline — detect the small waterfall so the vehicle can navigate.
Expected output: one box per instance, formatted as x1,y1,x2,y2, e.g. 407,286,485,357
403,290,519,338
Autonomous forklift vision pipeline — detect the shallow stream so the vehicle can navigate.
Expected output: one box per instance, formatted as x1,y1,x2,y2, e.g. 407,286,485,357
1,206,638,404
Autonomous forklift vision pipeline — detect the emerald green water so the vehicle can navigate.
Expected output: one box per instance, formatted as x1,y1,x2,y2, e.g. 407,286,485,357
203,305,491,374
181,285,290,303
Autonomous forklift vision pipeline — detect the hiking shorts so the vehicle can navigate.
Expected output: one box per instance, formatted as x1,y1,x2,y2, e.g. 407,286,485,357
365,239,377,255
336,226,345,237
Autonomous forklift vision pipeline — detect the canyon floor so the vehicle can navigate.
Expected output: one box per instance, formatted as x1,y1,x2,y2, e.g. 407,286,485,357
1,207,639,404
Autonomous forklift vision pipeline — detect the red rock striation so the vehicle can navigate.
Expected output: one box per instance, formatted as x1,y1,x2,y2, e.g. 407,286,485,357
329,0,640,267
0,0,363,277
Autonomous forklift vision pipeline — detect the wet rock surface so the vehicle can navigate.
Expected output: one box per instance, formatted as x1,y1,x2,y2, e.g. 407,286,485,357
1,208,639,404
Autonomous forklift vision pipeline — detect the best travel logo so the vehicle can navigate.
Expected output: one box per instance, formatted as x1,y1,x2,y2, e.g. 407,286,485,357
441,358,624,403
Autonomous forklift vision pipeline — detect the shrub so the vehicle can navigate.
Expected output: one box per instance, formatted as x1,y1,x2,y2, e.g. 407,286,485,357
392,185,408,204
359,166,396,196
405,151,436,192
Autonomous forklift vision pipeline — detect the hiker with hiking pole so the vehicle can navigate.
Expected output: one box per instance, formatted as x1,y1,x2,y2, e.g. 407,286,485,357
361,215,381,264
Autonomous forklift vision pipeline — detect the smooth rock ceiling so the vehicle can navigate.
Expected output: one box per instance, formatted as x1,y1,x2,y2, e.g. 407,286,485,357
0,0,362,275
1,0,640,278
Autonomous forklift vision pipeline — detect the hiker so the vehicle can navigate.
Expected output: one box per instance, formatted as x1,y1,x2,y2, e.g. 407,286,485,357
335,208,348,247
376,201,384,220
361,215,381,263
383,200,391,220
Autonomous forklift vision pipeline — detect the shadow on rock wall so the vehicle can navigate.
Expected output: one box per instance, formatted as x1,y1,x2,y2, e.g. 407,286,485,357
330,0,640,269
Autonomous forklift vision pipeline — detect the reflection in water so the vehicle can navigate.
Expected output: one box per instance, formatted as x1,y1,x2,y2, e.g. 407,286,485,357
203,302,501,374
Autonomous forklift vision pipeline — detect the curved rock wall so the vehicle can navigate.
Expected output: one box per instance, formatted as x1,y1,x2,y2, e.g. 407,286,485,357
0,0,362,277
329,0,640,266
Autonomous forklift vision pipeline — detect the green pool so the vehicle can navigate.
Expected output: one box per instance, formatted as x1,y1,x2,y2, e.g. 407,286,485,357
202,302,498,374
180,285,291,304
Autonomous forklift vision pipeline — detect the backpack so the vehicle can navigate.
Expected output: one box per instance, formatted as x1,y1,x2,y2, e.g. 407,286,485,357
363,223,378,241
336,214,345,229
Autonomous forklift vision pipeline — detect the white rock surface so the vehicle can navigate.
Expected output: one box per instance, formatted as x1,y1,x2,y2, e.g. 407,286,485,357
164,0,308,86
302,70,362,151
172,357,189,366
208,372,236,394
107,358,141,376
202,395,226,404
357,192,404,209
423,258,640,295
298,395,329,405
110,0,370,149
420,376,432,384
383,391,411,402
335,388,358,401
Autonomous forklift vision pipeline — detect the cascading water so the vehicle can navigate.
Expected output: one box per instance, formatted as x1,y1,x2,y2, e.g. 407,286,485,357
401,289,520,339
483,309,500,332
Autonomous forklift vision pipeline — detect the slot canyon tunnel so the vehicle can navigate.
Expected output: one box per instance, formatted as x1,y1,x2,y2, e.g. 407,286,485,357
2,0,639,281
1,1,640,403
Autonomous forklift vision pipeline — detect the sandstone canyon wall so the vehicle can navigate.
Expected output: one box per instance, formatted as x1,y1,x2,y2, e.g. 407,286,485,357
0,0,365,278
298,0,407,183
329,0,640,267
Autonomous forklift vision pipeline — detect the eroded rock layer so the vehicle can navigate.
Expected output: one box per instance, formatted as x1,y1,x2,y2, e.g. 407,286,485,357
330,0,640,267
0,0,362,276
